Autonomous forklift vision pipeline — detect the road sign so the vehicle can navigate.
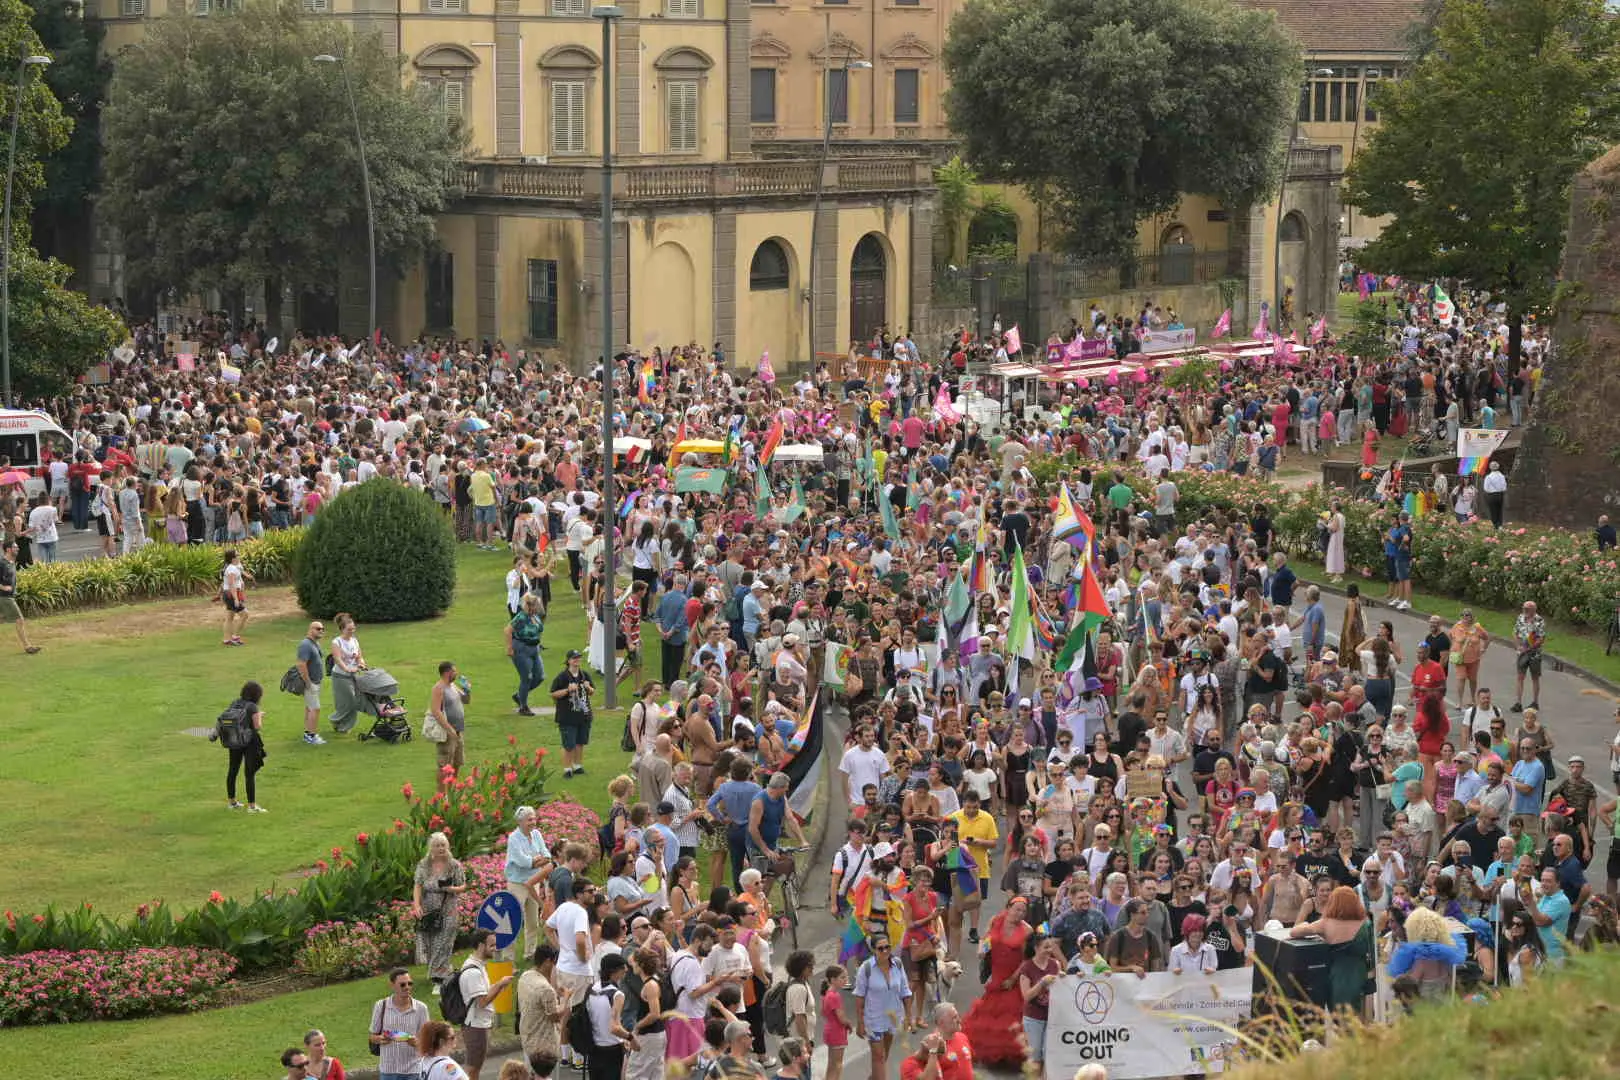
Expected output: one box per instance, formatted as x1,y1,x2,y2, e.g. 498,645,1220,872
475,891,523,950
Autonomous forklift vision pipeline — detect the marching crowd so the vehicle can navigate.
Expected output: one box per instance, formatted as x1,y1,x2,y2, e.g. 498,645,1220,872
1,289,1614,1080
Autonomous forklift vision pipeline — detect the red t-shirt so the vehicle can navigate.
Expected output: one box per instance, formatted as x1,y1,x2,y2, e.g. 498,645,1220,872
1411,659,1450,752
900,1033,974,1080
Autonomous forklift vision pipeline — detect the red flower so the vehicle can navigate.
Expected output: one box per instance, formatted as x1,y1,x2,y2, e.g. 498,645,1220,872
536,747,548,759
315,859,330,872
504,771,518,784
4,910,15,932
393,818,406,831
330,847,344,860
207,891,224,904
401,782,416,800
507,734,518,746
32,914,45,925
356,832,371,846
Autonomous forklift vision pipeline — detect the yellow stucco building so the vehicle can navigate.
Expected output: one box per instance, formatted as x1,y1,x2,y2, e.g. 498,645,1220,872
88,0,1421,360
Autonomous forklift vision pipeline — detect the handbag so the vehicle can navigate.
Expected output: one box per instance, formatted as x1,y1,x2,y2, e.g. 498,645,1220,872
280,666,307,695
422,709,450,744
1374,782,1394,800
420,907,445,934
368,999,384,1058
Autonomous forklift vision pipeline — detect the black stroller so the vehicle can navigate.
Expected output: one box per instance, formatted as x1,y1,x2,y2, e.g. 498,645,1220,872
352,668,412,743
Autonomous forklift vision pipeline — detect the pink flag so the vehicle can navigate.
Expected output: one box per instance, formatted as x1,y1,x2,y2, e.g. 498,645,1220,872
1004,325,1022,357
757,350,775,384
1252,307,1269,340
1212,309,1231,339
1310,317,1327,343
1272,331,1289,364
1064,336,1085,360
1358,273,1372,301
934,384,960,423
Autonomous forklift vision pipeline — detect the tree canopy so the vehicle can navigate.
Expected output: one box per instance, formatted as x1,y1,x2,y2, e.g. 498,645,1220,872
100,0,466,305
942,0,1299,263
0,0,122,401
1346,0,1620,361
28,0,108,258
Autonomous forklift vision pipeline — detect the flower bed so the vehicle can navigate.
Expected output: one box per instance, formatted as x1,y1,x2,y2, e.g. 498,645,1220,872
0,946,236,1025
1035,454,1620,631
13,528,304,616
293,907,415,982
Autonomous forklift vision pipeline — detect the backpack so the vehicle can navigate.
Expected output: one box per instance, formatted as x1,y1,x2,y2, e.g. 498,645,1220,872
598,803,626,859
659,954,693,1018
725,585,745,624
215,699,255,751
619,966,646,1030
761,978,793,1037
568,986,616,1060
437,962,474,1025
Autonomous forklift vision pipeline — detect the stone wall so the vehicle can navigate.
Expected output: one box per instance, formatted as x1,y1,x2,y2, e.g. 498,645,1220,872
1512,145,1620,527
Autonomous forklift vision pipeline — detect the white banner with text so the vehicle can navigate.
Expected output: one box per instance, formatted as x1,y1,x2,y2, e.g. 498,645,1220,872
1044,969,1252,1078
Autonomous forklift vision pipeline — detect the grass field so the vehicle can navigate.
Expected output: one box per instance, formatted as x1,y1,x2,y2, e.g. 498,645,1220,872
3,546,623,918
4,962,438,1080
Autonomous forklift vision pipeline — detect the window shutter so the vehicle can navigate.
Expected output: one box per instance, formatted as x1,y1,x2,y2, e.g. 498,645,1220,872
441,80,466,122
553,0,586,14
552,81,586,153
667,0,699,15
667,80,699,153
304,0,329,11
194,0,211,15
121,0,146,15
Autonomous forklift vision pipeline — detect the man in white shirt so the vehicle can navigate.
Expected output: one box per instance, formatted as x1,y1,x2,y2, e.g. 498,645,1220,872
839,724,890,808
457,932,514,1080
545,879,597,1067
829,820,876,916
1209,842,1258,893
700,917,754,1003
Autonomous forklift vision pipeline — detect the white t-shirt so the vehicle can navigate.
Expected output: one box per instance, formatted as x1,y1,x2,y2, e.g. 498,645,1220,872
547,901,592,977
669,950,706,1018
27,504,58,544
839,746,890,806
458,957,495,1029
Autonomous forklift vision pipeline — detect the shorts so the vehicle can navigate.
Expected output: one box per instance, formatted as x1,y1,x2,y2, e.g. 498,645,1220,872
559,717,592,751
1516,652,1543,677
49,480,66,497
1023,1017,1048,1063
1393,557,1412,582
223,593,245,613
303,683,322,709
0,596,20,623
474,504,499,524
1384,555,1397,581
1457,659,1480,683
556,969,592,1009
462,1025,490,1069
97,516,112,537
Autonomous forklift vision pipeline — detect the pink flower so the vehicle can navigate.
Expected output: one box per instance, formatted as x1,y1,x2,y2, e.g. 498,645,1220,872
401,782,416,800
207,891,224,905
330,847,344,860
355,832,370,846
507,734,518,746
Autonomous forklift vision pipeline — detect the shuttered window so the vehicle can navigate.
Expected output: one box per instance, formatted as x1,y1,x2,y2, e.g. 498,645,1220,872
121,0,147,15
750,68,776,124
552,0,586,13
893,69,919,124
528,260,560,341
426,78,466,123
667,79,699,153
551,80,587,154
667,0,699,15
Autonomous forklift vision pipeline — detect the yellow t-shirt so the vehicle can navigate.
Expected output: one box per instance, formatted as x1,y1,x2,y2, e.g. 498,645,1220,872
469,469,497,507
949,809,1000,876
872,448,889,486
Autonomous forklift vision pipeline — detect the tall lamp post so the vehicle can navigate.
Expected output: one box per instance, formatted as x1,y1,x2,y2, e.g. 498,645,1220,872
592,4,623,707
315,53,377,353
805,21,870,371
2,53,50,410
1272,66,1335,335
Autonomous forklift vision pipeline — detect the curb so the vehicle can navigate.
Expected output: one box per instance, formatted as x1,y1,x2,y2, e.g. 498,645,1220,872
1297,571,1620,698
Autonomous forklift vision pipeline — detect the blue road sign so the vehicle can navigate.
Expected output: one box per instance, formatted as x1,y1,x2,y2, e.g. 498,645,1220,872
475,891,523,950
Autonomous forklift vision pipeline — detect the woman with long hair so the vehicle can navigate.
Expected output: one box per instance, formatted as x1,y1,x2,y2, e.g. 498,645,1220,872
415,1021,461,1080
1290,885,1374,1014
412,831,467,982
961,896,1033,1066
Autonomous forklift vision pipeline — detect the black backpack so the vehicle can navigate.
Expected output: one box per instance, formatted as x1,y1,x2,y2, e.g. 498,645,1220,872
438,964,473,1025
215,700,255,751
761,978,792,1037
568,985,616,1060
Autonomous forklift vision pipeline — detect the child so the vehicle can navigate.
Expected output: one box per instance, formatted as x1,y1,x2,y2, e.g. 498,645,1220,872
1068,931,1112,975
820,964,850,1080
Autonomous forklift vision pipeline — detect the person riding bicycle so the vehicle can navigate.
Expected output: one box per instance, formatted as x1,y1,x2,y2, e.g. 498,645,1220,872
747,771,807,886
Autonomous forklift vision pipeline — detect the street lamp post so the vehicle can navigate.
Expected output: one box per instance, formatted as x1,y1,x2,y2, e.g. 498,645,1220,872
315,53,377,353
1272,67,1335,336
1,54,50,409
805,18,870,371
592,4,623,707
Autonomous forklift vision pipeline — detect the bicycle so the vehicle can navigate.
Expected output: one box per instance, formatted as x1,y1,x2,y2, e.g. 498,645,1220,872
750,844,809,950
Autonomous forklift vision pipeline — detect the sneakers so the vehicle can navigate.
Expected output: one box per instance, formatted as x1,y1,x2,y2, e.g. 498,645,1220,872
228,800,243,810
24,646,40,654
1511,702,1523,713
247,805,269,813
562,766,575,778
517,707,536,717
304,732,327,745
968,928,980,945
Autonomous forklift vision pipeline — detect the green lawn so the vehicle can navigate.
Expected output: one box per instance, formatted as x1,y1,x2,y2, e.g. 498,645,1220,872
3,964,441,1080
2,546,622,918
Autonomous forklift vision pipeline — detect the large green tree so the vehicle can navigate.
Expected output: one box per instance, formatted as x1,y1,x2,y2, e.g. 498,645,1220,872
28,0,108,265
0,0,121,400
942,0,1299,263
100,0,465,315
1346,0,1620,366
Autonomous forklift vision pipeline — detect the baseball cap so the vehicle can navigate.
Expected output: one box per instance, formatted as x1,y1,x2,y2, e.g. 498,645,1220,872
566,649,583,659
656,800,676,815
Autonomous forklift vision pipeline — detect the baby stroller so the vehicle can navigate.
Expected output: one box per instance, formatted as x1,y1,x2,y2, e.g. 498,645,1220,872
1406,418,1447,456
353,668,412,743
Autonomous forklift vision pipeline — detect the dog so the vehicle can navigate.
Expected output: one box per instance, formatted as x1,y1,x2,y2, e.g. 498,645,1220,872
935,958,964,1000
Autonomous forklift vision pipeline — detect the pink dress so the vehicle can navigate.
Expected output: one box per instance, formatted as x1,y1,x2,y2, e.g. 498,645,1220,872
1361,428,1379,467
1318,409,1337,442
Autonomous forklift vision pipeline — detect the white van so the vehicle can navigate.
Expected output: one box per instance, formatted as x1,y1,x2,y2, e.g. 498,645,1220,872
0,409,76,498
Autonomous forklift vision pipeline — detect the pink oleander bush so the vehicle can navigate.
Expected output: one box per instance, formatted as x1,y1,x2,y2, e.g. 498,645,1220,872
455,855,510,930
532,801,605,861
0,947,236,1025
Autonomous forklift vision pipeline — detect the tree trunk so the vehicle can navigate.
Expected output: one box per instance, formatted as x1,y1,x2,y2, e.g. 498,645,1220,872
1507,307,1523,374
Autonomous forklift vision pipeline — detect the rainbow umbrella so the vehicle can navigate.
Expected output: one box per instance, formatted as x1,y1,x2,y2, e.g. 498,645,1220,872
457,416,491,433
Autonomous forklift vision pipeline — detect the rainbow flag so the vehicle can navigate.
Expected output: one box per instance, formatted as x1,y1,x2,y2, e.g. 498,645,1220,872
667,420,687,471
637,360,655,404
760,418,784,468
967,548,990,595
837,914,868,966
617,488,639,519
1052,483,1088,549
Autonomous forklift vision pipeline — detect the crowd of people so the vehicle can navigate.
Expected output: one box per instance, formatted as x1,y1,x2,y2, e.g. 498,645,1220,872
2,289,1615,1080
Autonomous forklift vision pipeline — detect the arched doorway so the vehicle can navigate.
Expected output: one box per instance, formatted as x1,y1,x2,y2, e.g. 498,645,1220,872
1159,223,1193,286
849,233,887,345
1279,212,1309,326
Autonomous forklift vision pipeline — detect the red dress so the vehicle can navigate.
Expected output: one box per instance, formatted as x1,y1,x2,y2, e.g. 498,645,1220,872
1411,659,1450,755
962,913,1030,1065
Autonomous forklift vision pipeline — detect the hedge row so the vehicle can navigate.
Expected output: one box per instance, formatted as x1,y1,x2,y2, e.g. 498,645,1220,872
1033,456,1620,632
14,529,304,616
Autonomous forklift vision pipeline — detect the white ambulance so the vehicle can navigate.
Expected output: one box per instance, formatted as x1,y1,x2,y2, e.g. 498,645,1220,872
0,409,76,498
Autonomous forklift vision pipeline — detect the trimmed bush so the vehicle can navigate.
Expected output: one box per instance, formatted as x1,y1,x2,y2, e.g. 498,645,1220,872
14,530,303,616
0,947,236,1024
294,479,456,622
